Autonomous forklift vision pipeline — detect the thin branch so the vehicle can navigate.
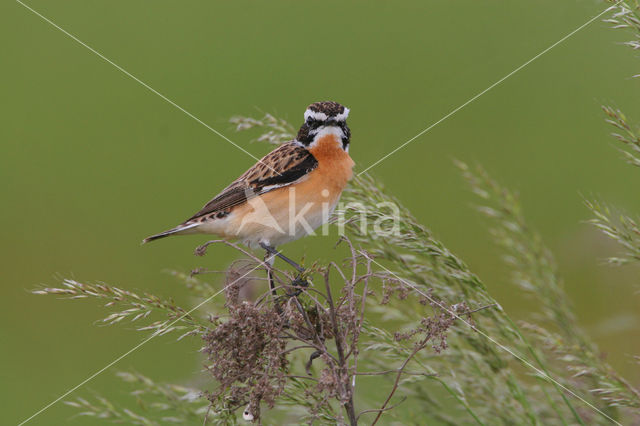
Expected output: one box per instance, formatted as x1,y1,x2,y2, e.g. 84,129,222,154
357,397,407,422
355,370,436,377
370,336,430,425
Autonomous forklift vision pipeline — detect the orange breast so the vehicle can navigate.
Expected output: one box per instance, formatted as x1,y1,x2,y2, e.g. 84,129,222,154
216,135,354,247
306,134,355,199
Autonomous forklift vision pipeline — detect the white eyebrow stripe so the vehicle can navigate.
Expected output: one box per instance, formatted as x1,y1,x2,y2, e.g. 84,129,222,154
304,109,328,122
334,107,350,121
303,106,350,122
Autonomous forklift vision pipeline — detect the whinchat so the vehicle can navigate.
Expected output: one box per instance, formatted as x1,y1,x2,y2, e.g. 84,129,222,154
144,101,354,279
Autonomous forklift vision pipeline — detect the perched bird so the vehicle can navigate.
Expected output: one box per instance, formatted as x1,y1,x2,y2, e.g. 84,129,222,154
143,101,354,289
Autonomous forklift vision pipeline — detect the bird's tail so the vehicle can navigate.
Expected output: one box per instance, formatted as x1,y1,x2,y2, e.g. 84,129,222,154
142,222,199,244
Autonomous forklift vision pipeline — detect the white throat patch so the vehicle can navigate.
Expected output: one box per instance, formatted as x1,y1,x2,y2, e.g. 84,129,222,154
308,126,345,149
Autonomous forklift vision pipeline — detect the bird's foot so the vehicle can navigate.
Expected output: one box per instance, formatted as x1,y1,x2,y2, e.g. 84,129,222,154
287,274,310,297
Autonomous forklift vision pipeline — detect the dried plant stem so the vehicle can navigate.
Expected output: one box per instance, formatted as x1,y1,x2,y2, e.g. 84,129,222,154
324,269,357,426
354,370,435,377
370,337,429,426
356,397,407,422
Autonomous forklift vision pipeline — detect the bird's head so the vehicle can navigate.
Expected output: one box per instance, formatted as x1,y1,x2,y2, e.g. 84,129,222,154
296,101,351,151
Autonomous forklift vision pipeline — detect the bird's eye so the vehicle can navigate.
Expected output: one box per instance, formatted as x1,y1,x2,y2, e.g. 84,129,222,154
306,118,322,128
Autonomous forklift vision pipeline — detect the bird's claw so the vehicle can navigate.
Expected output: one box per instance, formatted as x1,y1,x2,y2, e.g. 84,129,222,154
288,275,309,296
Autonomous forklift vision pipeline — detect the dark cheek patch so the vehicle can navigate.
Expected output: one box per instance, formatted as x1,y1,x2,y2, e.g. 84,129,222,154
296,124,313,145
341,123,351,150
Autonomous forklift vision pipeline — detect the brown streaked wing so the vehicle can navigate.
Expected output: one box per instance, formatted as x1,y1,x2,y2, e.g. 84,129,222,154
185,142,318,222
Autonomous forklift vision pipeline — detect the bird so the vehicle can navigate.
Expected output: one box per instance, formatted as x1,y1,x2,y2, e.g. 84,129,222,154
143,101,354,292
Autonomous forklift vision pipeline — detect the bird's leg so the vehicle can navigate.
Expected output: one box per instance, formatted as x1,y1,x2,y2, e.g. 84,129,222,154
259,243,309,295
264,250,277,296
259,243,305,273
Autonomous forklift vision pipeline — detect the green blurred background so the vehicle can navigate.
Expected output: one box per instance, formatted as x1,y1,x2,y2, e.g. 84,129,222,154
3,0,640,424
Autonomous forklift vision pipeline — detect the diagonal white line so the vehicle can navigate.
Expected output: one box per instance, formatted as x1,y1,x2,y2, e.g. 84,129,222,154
365,255,621,425
18,255,273,425
15,0,282,175
358,1,622,176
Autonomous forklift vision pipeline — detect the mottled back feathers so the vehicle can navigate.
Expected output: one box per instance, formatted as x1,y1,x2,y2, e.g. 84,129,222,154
186,142,318,222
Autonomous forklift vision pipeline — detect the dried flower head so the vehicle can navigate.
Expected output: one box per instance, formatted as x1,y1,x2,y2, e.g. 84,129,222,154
203,301,288,421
